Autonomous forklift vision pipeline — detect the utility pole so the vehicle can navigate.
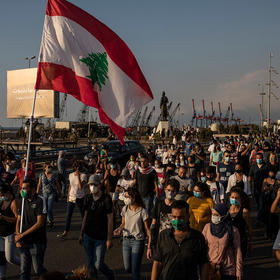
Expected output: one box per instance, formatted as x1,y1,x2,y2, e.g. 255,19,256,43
267,53,272,127
266,53,279,128
258,83,265,127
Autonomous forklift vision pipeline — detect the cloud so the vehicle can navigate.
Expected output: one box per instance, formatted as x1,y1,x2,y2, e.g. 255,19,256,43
216,69,266,111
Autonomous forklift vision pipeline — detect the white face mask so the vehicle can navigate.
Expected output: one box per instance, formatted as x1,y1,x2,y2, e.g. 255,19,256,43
165,190,175,200
211,215,222,224
124,197,132,206
90,185,99,194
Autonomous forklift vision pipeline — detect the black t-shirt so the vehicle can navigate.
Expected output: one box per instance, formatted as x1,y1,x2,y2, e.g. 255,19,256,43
151,199,172,233
135,169,157,197
84,193,113,240
248,164,268,192
153,228,209,280
20,194,47,244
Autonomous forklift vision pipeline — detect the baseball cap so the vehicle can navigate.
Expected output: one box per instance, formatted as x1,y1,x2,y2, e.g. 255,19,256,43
88,174,101,185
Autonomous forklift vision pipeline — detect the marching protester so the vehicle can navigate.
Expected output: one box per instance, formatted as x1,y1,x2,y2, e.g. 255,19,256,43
133,155,158,215
147,178,180,260
37,163,62,229
228,187,253,258
151,200,209,280
205,166,224,204
15,179,47,280
227,163,251,196
57,161,87,239
79,174,114,279
248,153,268,224
0,183,20,279
271,188,280,264
187,182,214,232
202,203,242,280
114,188,150,280
262,169,279,239
57,151,68,198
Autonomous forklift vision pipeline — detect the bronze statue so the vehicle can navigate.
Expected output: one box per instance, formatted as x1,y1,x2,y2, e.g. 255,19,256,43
160,91,169,121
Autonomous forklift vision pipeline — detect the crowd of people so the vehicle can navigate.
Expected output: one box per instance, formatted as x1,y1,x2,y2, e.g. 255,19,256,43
0,132,280,280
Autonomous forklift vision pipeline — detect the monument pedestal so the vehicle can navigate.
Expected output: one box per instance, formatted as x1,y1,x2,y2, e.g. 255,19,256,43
156,121,169,133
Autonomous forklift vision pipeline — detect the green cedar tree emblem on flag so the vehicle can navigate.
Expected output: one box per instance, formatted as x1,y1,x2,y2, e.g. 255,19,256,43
80,52,108,91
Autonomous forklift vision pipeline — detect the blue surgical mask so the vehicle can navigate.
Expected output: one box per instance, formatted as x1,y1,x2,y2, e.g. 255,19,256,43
201,176,207,183
110,164,116,169
224,156,230,163
193,191,202,198
256,159,262,164
0,196,8,202
230,198,239,206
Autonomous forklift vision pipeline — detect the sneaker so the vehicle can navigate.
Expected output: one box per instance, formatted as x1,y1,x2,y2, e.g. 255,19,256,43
56,232,67,239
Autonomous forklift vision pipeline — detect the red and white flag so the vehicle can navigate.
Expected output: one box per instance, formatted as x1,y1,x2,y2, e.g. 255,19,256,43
35,0,153,144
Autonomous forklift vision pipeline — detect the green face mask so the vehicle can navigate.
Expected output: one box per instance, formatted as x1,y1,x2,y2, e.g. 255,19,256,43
171,219,185,231
21,190,28,199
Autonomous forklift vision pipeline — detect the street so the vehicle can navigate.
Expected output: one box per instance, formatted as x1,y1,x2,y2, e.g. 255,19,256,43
6,199,280,280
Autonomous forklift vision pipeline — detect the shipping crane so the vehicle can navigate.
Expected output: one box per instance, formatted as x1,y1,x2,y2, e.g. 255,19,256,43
145,106,155,126
202,99,206,128
210,101,215,123
130,109,142,127
140,106,148,126
218,102,222,124
224,105,231,126
191,99,197,127
169,103,181,125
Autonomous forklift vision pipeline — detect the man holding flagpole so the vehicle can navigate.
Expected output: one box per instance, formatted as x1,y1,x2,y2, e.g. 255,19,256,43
15,179,47,280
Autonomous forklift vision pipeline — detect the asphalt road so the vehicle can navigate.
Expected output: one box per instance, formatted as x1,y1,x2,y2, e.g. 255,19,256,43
5,199,280,280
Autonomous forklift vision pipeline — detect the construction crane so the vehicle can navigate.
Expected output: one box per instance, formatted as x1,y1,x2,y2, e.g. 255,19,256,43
210,101,215,123
145,106,155,126
60,93,68,120
224,105,231,126
218,102,222,124
202,99,206,128
230,103,234,124
169,103,181,125
130,109,142,127
140,106,148,126
191,99,197,127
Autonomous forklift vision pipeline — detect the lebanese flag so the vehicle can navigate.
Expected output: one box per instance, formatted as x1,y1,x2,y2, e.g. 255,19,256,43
35,0,153,144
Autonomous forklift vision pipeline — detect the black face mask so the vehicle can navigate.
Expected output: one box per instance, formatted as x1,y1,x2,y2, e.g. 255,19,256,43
269,175,275,179
235,169,242,174
207,176,214,181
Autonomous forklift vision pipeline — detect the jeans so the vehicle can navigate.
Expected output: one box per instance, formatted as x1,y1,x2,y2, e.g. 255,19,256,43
0,233,20,278
83,234,114,279
58,174,68,196
142,194,154,216
122,238,144,280
65,198,84,232
19,243,47,280
43,192,55,223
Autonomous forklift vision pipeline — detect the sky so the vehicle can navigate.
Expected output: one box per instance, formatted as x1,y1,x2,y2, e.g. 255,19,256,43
1,0,280,127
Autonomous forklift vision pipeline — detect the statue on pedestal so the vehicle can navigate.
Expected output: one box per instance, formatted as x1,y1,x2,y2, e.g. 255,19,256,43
160,91,169,121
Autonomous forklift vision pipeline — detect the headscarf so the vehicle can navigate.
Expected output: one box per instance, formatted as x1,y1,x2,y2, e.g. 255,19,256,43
210,203,233,245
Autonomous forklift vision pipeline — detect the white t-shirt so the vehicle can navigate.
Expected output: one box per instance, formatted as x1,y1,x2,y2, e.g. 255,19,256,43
69,172,87,199
162,151,169,165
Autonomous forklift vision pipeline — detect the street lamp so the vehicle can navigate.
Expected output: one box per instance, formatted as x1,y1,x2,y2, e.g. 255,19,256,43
25,56,36,68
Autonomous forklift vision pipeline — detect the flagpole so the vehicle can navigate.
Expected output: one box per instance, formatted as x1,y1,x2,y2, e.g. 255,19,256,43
20,89,37,233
